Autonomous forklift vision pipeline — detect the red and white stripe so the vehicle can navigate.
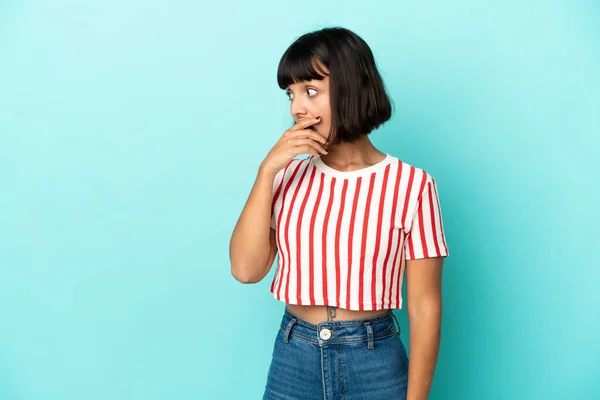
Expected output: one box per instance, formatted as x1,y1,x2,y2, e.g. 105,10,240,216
268,155,448,311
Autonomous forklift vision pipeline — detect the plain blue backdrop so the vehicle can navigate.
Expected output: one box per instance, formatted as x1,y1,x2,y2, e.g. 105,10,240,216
1,1,598,399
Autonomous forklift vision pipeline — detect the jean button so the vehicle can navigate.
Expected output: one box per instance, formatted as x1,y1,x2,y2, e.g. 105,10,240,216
320,328,331,340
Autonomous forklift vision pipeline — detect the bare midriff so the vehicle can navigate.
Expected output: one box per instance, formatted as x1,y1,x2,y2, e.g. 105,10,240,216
286,304,391,324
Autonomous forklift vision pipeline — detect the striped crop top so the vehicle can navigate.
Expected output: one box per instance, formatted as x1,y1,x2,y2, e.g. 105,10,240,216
269,153,449,311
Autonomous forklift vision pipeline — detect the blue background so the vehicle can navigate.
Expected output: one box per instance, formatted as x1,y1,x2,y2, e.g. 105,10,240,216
1,1,598,399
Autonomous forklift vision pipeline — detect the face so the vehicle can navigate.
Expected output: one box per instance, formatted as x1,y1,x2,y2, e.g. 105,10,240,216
285,75,332,144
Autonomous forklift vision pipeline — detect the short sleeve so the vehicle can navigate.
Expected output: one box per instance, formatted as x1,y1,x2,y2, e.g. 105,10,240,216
270,167,286,230
404,177,449,260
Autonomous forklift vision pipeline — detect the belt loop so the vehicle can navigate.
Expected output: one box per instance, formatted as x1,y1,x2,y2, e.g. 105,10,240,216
283,317,296,343
391,312,401,335
364,321,374,350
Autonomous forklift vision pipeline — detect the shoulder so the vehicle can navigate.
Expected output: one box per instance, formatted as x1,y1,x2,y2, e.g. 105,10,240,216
277,156,312,178
388,154,435,190
273,156,312,187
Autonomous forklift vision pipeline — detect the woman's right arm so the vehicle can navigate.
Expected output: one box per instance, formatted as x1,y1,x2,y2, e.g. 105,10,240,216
228,116,328,284
229,164,279,284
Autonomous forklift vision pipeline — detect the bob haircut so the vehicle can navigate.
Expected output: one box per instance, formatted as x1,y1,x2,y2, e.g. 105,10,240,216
277,27,393,146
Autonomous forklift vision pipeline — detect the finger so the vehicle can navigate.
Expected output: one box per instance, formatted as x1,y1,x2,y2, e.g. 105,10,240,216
294,144,322,157
290,117,321,131
288,138,329,154
289,147,320,158
291,129,328,145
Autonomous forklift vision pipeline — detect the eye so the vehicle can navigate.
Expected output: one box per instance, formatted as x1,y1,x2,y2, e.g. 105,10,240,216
285,87,317,101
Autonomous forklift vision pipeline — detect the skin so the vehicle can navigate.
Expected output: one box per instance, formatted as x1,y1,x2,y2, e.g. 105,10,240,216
283,65,444,400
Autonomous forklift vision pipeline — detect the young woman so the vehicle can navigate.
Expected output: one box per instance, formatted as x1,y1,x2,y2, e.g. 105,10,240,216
230,27,449,400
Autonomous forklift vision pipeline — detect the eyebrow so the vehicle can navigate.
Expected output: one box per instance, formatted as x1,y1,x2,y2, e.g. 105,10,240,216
285,82,318,92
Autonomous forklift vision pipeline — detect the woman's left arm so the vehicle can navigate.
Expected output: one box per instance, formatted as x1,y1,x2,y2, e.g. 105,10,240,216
405,256,445,400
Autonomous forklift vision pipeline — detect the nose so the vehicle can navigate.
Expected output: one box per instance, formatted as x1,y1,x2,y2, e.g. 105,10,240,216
290,97,308,120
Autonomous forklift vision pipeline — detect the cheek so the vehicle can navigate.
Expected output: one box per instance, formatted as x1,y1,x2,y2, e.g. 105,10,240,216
315,99,331,118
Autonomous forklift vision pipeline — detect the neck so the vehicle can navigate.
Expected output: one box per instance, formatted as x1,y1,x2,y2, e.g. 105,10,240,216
320,135,385,170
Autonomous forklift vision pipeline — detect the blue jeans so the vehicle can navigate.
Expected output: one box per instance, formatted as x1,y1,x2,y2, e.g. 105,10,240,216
263,307,409,399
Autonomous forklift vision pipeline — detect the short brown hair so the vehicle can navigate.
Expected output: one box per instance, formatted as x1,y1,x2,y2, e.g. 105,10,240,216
277,27,393,146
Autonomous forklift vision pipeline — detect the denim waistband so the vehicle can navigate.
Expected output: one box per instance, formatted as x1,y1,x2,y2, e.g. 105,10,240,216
280,306,401,349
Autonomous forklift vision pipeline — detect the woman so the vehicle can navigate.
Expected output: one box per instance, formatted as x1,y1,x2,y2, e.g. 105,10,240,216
230,27,449,399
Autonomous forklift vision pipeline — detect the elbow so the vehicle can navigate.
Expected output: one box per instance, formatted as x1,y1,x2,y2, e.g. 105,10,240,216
407,297,442,321
231,264,261,284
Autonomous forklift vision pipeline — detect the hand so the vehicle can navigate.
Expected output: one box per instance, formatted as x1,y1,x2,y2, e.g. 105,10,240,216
261,117,329,175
